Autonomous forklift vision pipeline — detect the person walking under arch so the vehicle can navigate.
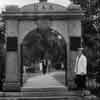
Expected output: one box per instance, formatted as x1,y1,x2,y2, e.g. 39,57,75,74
42,59,47,75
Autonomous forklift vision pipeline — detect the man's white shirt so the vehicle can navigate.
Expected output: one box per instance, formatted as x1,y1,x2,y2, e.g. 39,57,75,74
74,54,87,75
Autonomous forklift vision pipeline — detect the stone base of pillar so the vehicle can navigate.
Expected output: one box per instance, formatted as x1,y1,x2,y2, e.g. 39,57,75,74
67,79,76,89
3,81,20,92
65,72,68,86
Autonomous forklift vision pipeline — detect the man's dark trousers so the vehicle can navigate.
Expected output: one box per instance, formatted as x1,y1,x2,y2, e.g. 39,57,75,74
75,75,86,90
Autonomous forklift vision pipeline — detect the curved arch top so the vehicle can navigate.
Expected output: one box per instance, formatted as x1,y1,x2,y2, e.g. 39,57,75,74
21,2,67,12
4,1,82,13
22,28,66,45
2,1,83,20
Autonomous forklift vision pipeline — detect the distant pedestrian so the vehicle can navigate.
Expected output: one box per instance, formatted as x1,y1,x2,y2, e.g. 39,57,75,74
74,48,87,90
40,62,42,71
42,59,47,74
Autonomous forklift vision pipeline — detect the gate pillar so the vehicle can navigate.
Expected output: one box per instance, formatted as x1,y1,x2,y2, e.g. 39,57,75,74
3,20,20,91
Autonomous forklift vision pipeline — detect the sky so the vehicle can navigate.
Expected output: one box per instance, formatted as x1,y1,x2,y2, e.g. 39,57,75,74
0,0,71,12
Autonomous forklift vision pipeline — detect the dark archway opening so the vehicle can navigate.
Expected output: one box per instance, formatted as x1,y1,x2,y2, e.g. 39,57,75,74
20,28,67,89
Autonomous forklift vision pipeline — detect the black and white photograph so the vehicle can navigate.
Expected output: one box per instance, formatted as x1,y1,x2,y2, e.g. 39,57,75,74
0,0,100,99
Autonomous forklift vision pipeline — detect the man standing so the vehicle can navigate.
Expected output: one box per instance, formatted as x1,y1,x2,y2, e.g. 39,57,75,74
74,48,87,90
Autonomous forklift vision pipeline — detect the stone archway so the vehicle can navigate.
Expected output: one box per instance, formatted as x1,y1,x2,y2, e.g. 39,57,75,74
2,0,83,91
20,27,68,87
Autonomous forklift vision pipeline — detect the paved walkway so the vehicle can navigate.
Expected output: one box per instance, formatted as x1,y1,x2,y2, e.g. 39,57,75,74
21,71,99,100
22,72,66,89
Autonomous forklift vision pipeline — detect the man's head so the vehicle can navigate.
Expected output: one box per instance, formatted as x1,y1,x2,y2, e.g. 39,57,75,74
77,48,84,56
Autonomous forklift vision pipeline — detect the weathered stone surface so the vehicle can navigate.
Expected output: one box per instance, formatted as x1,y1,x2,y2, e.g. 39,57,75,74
2,0,83,91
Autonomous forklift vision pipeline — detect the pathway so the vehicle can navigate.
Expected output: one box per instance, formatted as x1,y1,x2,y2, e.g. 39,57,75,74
22,72,66,89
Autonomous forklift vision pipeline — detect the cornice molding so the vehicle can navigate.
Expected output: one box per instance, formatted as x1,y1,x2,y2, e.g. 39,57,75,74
2,11,84,20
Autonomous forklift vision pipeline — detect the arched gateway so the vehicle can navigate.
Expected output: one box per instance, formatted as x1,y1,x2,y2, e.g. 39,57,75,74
2,0,83,91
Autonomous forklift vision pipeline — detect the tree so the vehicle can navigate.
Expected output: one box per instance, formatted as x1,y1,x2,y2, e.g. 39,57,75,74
23,28,66,66
0,20,5,44
72,0,100,80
